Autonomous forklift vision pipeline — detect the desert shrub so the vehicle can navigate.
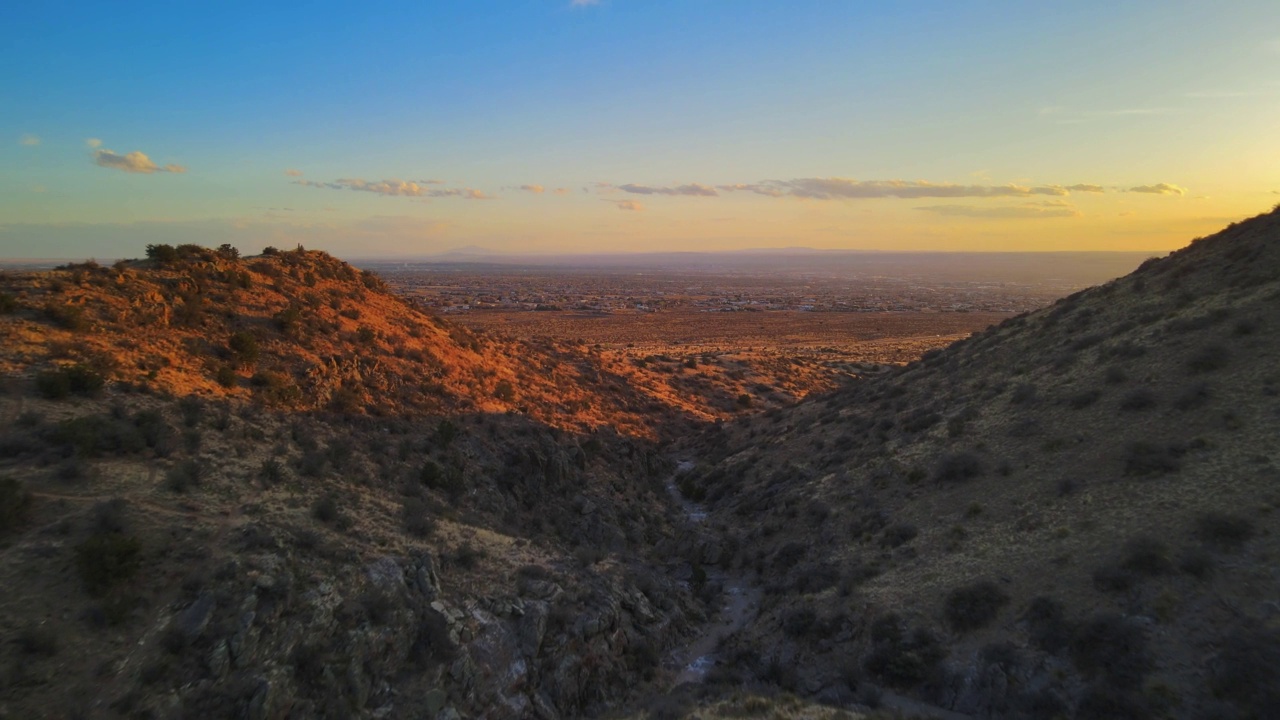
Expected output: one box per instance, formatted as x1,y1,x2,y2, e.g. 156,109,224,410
311,494,348,528
1092,564,1136,593
1178,547,1215,579
402,497,436,538
227,331,259,365
15,625,59,656
1187,344,1229,374
258,459,285,485
1173,381,1210,411
272,306,302,334
214,365,238,388
493,379,515,402
880,522,918,548
43,302,89,331
451,542,483,569
1070,613,1150,688
145,244,179,263
934,451,983,483
0,292,18,313
36,364,105,399
1209,627,1280,715
435,419,458,448
177,396,203,427
1103,366,1127,384
356,326,377,345
164,459,204,493
1074,686,1151,720
944,580,1009,632
1009,382,1037,405
1122,441,1180,477
0,477,32,533
1195,511,1254,551
790,563,840,594
1066,388,1102,409
1118,387,1156,411
1025,597,1071,653
1120,535,1173,576
782,607,818,638
864,614,947,688
75,533,142,595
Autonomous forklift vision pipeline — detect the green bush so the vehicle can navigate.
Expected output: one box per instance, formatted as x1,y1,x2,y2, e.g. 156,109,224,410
1209,627,1280,716
1070,613,1150,688
214,365,238,388
35,364,105,399
75,533,142,595
1122,441,1180,477
864,614,947,687
42,302,89,331
228,331,259,365
934,451,983,483
944,579,1009,632
145,244,179,263
0,477,32,533
1195,511,1254,551
1025,597,1071,653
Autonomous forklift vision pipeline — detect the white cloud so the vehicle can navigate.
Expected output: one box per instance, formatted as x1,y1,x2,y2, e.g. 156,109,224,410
614,200,644,211
914,204,1080,219
617,182,719,197
570,0,600,6
1128,183,1186,196
85,138,102,148
728,178,1072,200
93,149,187,174
19,134,40,146
1065,183,1105,193
293,177,492,199
284,168,303,177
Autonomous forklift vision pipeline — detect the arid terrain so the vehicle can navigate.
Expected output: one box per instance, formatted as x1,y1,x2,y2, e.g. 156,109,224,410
0,211,1277,720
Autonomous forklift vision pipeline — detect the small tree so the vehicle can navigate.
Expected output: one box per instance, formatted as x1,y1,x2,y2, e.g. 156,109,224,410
145,244,178,263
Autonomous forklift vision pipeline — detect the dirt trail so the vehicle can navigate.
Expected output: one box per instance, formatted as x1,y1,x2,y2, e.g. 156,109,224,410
665,460,762,686
662,461,973,719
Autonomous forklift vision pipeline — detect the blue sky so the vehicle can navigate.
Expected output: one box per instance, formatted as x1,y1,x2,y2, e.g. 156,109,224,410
2,1,1278,257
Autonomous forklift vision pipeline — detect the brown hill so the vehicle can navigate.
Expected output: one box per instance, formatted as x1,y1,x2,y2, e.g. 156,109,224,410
0,244,844,440
0,245,728,718
674,207,1280,718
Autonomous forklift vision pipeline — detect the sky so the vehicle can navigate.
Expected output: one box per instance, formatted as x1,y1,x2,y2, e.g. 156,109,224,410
2,1,1279,259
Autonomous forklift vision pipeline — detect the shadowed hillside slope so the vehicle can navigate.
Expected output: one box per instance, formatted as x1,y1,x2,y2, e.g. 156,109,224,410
675,208,1280,719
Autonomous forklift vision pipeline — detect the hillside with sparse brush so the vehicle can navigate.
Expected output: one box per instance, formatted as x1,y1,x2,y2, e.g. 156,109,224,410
673,207,1280,718
2,209,1279,720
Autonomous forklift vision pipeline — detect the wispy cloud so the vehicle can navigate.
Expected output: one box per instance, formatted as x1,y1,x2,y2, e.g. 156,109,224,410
1066,183,1105,193
284,168,303,177
19,134,40,147
553,187,571,196
614,200,644,211
85,138,102,148
570,0,600,6
733,178,1073,200
617,182,719,197
915,203,1080,219
293,177,491,199
93,149,187,174
1128,183,1186,196
519,184,545,194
